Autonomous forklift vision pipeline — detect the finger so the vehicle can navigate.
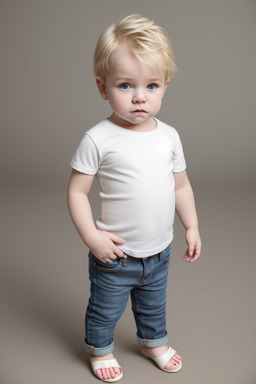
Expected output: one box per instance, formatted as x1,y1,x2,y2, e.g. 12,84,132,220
107,256,118,263
186,251,200,263
184,251,194,262
188,243,196,257
108,232,126,245
113,246,125,258
184,249,192,258
196,243,202,257
191,243,201,261
98,254,116,263
191,253,200,262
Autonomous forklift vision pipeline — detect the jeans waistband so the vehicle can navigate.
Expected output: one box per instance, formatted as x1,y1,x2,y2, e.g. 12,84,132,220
124,254,150,260
124,245,169,260
121,245,170,266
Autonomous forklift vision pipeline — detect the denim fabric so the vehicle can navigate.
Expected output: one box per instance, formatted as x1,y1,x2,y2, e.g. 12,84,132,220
85,244,171,356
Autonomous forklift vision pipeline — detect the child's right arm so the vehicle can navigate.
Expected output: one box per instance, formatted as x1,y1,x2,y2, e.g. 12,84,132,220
67,169,126,263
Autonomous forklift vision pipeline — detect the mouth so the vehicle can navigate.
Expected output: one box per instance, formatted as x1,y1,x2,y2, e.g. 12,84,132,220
132,109,147,113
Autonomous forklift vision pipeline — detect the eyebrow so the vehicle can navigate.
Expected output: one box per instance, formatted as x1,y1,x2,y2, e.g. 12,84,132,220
114,76,134,81
114,76,163,82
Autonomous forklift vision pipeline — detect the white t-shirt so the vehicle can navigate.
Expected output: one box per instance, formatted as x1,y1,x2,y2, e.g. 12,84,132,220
70,118,186,257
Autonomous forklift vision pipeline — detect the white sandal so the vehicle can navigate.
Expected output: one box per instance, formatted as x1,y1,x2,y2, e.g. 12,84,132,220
140,345,182,373
89,356,123,382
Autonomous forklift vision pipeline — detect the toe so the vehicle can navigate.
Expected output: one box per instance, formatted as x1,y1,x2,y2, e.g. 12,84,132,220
172,353,181,364
96,369,104,380
164,359,180,371
112,367,121,377
105,368,112,380
163,353,182,371
97,367,121,380
97,368,109,381
109,367,121,378
92,353,121,380
171,356,180,365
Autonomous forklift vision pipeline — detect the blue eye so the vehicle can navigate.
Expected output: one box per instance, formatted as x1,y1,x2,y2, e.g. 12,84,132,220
147,83,158,90
120,83,131,89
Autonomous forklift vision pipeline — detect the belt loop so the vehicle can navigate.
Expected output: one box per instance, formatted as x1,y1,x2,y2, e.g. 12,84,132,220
122,256,127,267
89,346,94,356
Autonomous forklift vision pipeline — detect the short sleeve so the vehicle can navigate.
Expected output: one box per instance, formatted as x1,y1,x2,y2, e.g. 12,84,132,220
173,131,186,172
70,133,100,175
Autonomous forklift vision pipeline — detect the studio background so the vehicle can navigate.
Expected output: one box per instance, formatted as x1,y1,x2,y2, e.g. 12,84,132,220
1,1,255,383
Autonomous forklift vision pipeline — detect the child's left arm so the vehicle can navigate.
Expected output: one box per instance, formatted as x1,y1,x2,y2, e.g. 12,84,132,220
174,171,202,263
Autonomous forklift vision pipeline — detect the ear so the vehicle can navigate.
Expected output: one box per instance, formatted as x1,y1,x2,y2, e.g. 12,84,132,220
164,80,169,93
96,77,108,100
161,80,169,99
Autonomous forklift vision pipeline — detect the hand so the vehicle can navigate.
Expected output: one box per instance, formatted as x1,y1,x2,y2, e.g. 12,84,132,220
184,227,201,263
89,230,126,263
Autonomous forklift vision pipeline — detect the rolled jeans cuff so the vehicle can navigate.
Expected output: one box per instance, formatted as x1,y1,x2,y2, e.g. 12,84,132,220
137,333,168,348
85,339,115,356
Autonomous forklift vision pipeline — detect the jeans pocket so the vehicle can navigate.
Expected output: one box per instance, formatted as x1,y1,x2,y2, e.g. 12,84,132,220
162,243,171,262
94,257,122,272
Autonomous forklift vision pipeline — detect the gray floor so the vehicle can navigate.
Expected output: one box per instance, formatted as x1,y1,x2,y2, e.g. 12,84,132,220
1,179,256,384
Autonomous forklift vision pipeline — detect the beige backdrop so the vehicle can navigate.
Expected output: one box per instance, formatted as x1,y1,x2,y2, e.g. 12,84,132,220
1,0,255,184
1,1,256,384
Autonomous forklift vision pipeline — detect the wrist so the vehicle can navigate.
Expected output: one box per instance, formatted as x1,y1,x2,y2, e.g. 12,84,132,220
83,227,100,248
185,224,199,232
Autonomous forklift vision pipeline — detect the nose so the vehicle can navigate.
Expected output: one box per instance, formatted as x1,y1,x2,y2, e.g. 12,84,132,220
132,89,146,104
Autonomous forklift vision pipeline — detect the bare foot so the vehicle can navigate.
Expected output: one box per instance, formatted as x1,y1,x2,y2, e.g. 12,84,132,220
91,353,121,381
142,345,182,371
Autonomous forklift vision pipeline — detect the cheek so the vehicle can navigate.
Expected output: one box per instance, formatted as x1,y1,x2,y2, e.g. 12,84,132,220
151,95,163,111
109,94,128,111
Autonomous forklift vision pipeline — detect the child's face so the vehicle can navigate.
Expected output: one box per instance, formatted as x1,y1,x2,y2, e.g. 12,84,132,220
96,41,169,131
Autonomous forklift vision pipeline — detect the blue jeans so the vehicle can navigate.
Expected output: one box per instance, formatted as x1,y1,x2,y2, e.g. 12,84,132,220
85,244,171,356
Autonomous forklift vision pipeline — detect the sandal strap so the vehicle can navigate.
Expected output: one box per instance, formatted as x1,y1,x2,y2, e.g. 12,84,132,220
154,346,177,369
90,357,121,372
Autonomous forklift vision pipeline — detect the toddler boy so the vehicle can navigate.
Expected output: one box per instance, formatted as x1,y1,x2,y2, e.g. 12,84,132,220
68,14,201,382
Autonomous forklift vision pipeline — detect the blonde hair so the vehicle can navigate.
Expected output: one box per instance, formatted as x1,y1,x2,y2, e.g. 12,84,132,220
93,15,177,81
